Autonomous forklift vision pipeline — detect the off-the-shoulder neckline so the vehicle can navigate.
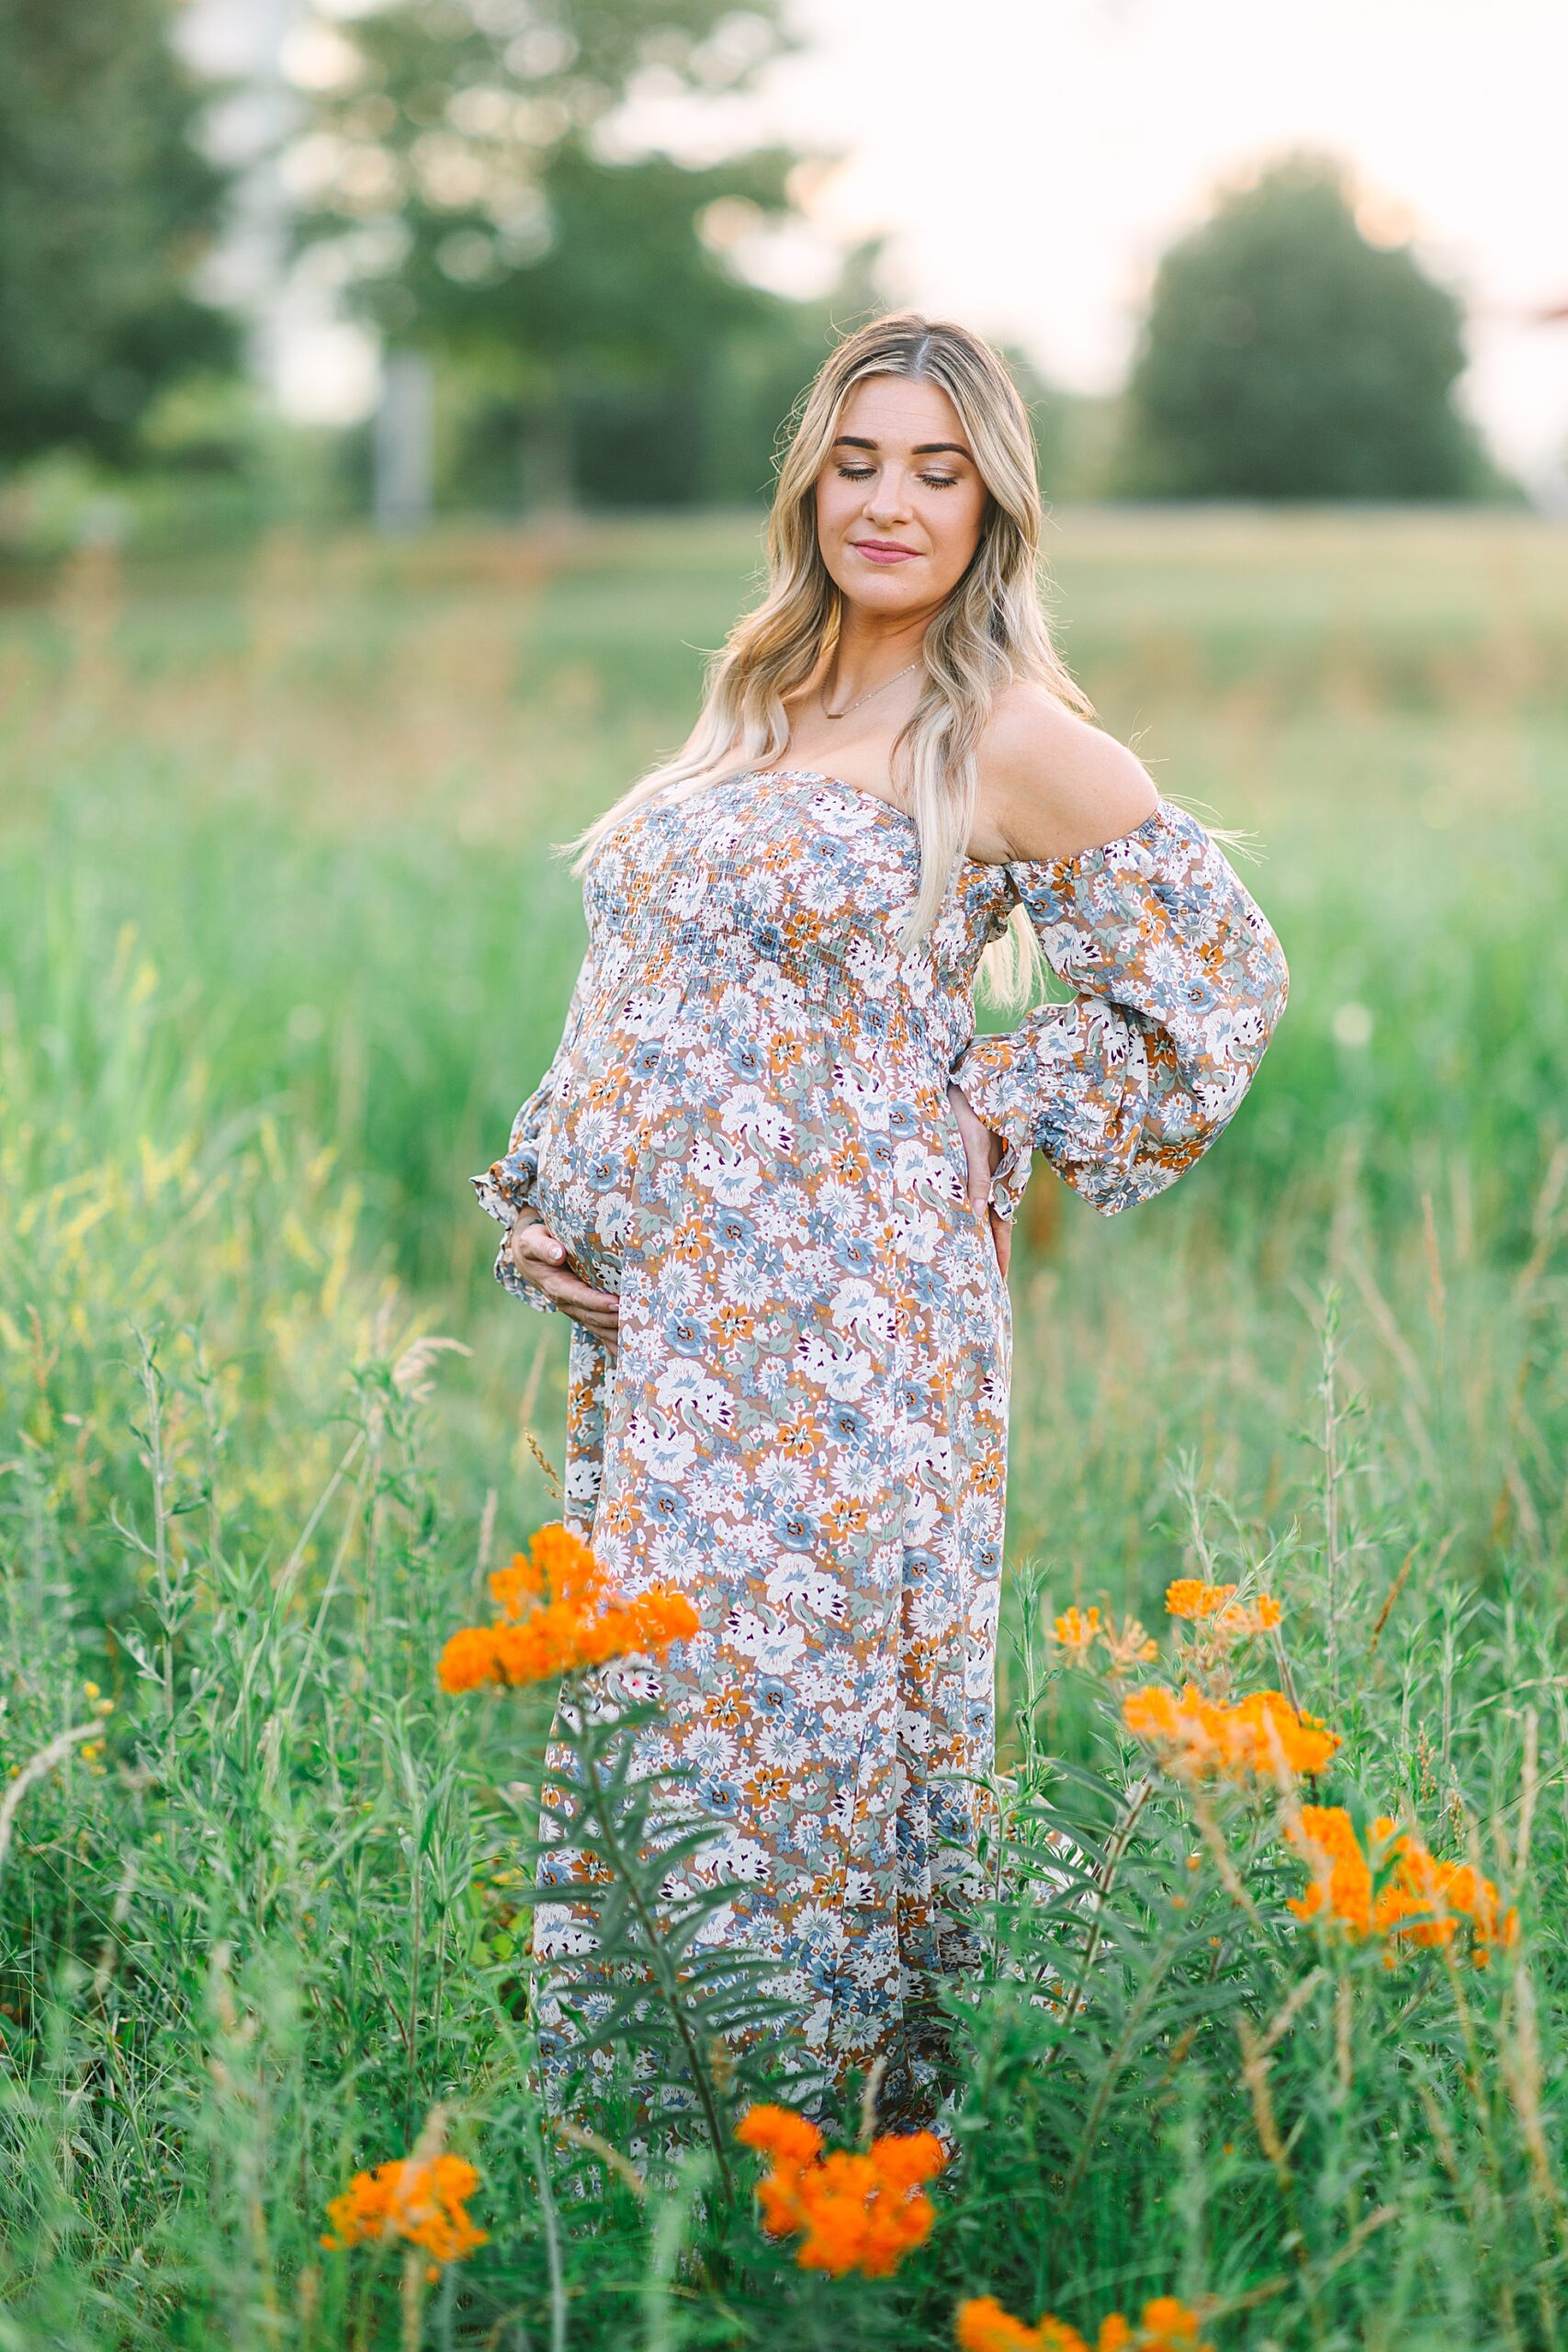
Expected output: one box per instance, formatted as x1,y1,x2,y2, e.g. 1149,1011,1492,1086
740,768,992,870
739,767,1169,872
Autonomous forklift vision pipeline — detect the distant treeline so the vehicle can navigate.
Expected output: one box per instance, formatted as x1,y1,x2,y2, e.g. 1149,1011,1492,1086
0,0,1508,540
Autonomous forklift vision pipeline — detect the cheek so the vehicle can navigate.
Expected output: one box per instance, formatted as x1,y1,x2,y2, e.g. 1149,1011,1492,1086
926,492,987,583
815,474,852,542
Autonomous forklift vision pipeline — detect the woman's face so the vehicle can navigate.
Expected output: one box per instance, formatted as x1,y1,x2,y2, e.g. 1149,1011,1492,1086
813,374,990,621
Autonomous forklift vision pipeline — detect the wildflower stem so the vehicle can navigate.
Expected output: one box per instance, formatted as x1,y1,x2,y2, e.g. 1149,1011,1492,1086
526,2094,570,2352
1269,1625,1302,1716
0,1723,98,1890
136,1332,175,1725
554,2120,648,2199
642,2150,712,2352
1190,1793,1264,1929
1365,1543,1418,1664
399,2246,423,2352
275,1427,367,1603
1058,1774,1152,2039
1059,1923,1183,2202
857,2054,888,2147
521,1423,565,1502
1319,1295,1344,1709
1513,1703,1540,1889
575,1699,735,2199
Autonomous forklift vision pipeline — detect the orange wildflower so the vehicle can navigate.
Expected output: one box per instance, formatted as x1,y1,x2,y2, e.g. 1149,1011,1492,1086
1053,1605,1103,1658
1102,1614,1159,1672
1135,2300,1213,2351
737,2103,944,2278
1166,1580,1281,1641
956,2297,1089,2352
438,1521,700,1692
956,2296,1213,2352
736,2102,825,2168
1164,1580,1237,1621
321,2153,486,2274
1214,1594,1282,1639
1123,1683,1339,1783
1285,1805,1517,1963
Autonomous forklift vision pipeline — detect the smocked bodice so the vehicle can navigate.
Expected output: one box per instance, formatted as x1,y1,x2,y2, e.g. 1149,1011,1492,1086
574,768,1011,1080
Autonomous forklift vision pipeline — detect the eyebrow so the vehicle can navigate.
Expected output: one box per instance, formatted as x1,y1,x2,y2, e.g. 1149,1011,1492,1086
832,435,973,458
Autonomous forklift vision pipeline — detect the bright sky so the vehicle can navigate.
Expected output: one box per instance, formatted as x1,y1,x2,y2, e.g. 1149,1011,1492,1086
632,0,1568,486
200,0,1568,486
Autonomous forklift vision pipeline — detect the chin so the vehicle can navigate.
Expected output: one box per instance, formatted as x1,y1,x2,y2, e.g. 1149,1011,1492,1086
835,571,929,613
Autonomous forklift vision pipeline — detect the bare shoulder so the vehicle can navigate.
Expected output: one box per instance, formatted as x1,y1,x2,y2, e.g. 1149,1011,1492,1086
977,681,1160,863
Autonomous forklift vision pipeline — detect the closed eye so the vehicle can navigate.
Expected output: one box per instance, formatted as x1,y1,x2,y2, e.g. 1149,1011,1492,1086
837,466,960,489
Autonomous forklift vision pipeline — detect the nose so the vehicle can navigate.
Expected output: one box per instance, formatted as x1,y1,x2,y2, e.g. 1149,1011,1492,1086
863,466,913,528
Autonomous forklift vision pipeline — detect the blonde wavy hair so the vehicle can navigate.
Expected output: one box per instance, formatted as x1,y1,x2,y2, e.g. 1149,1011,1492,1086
567,310,1094,1009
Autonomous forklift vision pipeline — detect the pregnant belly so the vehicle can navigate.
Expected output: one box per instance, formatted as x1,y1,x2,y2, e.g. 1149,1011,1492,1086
531,1083,641,1297
529,1024,982,1306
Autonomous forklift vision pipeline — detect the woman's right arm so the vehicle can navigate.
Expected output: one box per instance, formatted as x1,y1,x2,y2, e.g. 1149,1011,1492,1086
470,944,620,1348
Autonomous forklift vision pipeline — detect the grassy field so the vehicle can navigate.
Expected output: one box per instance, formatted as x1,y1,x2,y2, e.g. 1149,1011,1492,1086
3,504,1568,2349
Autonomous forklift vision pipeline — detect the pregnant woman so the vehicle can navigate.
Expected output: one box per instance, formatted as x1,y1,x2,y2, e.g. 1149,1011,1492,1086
474,312,1289,2120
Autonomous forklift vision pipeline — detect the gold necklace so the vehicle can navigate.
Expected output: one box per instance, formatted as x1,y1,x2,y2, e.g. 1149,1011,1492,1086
820,660,920,719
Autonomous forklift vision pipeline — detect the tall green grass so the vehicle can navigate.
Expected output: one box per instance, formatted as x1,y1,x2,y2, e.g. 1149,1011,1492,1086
2,507,1567,2347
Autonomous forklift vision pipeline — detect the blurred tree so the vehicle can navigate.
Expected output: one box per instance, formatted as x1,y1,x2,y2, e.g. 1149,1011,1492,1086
695,243,888,508
1116,153,1491,500
0,0,236,465
294,0,833,507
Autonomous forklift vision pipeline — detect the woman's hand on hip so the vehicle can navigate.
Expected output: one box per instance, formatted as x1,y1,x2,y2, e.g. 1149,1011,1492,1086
506,1216,621,1353
947,1081,1011,1279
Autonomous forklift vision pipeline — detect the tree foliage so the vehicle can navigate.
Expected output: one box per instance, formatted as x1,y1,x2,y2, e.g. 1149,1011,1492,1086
1118,154,1490,500
0,0,236,465
297,0,832,503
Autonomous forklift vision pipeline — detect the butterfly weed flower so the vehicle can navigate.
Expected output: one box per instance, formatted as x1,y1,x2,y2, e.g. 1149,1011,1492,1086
1051,1605,1103,1660
320,2152,487,2279
1050,1605,1156,1672
438,1520,699,1691
1122,1684,1339,1784
1215,1594,1281,1639
957,2292,1214,2352
1284,1804,1517,1963
957,2297,1089,2351
1165,1579,1238,1622
1101,1613,1159,1673
1167,1581,1282,1645
737,2102,945,2278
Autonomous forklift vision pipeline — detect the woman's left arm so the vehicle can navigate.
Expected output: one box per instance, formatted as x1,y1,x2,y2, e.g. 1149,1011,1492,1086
949,694,1290,1223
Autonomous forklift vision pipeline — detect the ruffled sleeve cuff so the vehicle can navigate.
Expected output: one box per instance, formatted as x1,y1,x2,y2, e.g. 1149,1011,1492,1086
946,1034,1038,1223
949,999,1154,1222
948,799,1287,1222
470,1097,559,1313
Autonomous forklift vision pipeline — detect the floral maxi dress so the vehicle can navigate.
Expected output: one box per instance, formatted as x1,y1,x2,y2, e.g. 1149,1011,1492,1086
474,768,1289,2104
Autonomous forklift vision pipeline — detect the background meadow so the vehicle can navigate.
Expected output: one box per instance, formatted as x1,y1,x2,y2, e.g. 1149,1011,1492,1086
4,504,1568,2347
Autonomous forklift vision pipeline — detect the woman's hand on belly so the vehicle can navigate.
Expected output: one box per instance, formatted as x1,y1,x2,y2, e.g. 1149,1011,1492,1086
947,1081,1012,1279
506,1216,621,1354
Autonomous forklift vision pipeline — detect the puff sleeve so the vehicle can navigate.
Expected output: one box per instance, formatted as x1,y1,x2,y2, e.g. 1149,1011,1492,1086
948,801,1288,1223
470,942,597,1311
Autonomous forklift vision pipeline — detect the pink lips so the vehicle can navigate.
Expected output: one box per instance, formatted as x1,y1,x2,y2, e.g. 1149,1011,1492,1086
852,541,919,564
